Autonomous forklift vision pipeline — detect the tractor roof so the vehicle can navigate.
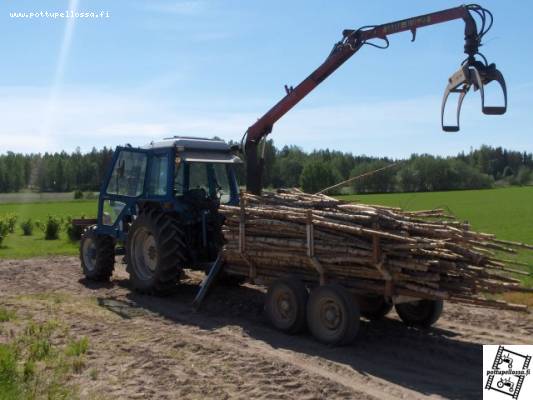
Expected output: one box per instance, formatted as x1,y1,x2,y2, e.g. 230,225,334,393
143,136,231,151
142,136,242,164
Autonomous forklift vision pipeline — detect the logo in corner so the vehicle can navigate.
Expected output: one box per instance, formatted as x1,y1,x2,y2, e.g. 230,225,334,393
484,345,532,399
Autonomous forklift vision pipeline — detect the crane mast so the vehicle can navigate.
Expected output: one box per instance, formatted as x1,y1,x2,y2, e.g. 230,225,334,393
243,4,507,195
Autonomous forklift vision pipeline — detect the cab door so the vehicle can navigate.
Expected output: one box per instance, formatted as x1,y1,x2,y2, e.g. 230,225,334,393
97,147,149,236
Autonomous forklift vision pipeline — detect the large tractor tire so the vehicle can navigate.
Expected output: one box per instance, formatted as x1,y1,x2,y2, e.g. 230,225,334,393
265,278,308,334
395,299,443,328
358,295,393,321
80,227,115,281
306,284,360,345
126,208,186,296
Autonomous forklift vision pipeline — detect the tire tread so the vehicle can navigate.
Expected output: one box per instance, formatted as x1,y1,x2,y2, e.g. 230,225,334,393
126,208,186,296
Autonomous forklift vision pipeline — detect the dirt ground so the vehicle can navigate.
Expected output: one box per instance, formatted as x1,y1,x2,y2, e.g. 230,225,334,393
0,257,531,400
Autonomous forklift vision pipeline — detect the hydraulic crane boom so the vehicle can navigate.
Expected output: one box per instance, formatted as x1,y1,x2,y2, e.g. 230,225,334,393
243,4,507,195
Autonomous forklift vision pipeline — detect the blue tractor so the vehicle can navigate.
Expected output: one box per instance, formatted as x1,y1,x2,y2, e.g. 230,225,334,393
79,137,242,295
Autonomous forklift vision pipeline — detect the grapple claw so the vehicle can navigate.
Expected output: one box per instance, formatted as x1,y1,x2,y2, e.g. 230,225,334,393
441,66,471,132
479,64,507,115
441,60,507,132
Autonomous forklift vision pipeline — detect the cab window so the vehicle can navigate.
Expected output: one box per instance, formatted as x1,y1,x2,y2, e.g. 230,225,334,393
174,159,185,196
106,151,147,197
208,164,231,204
174,160,233,204
147,154,169,196
188,163,209,192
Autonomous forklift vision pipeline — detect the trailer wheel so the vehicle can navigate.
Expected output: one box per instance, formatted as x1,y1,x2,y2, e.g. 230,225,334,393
307,284,360,345
358,295,393,321
126,208,186,296
395,299,443,328
265,278,308,334
80,227,115,281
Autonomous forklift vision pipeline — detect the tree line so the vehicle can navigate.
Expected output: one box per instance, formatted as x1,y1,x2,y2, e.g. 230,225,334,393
0,147,114,193
235,142,533,194
0,144,531,194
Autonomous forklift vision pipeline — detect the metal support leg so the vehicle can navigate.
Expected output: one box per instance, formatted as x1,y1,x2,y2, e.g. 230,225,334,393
192,253,223,310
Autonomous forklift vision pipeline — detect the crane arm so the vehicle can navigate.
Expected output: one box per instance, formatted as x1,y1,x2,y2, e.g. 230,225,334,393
244,4,506,195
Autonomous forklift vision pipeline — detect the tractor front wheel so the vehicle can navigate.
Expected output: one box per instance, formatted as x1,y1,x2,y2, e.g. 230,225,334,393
126,208,186,296
80,227,115,281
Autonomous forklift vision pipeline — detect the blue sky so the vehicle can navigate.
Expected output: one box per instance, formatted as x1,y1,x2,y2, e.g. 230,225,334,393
0,0,531,157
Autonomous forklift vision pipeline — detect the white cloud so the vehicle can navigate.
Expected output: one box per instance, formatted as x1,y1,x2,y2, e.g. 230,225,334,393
0,86,253,153
0,84,529,156
0,135,52,153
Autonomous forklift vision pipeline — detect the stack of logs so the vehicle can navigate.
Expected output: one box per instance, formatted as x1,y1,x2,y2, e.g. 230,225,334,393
219,189,532,311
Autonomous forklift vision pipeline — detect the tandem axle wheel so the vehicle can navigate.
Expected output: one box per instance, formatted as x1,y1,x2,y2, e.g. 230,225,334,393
265,280,361,345
264,280,444,345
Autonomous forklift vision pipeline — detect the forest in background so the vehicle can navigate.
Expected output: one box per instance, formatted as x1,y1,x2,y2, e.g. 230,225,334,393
0,143,532,194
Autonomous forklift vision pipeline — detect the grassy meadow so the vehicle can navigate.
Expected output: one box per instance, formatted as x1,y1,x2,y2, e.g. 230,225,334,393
0,192,87,203
338,187,533,244
0,200,96,258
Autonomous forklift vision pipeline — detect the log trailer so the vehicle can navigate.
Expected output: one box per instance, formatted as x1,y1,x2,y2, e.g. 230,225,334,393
79,4,507,344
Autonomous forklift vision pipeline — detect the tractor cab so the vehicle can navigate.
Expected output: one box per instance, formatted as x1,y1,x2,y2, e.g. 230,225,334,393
79,137,242,294
97,137,241,236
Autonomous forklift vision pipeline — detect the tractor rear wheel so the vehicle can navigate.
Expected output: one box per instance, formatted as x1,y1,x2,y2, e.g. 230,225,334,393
80,227,115,281
126,208,186,296
395,299,443,328
358,295,393,321
307,284,360,345
265,278,308,334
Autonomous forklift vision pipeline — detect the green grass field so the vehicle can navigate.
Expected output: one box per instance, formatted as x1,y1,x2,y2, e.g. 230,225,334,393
338,187,533,244
0,191,98,204
0,200,96,258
